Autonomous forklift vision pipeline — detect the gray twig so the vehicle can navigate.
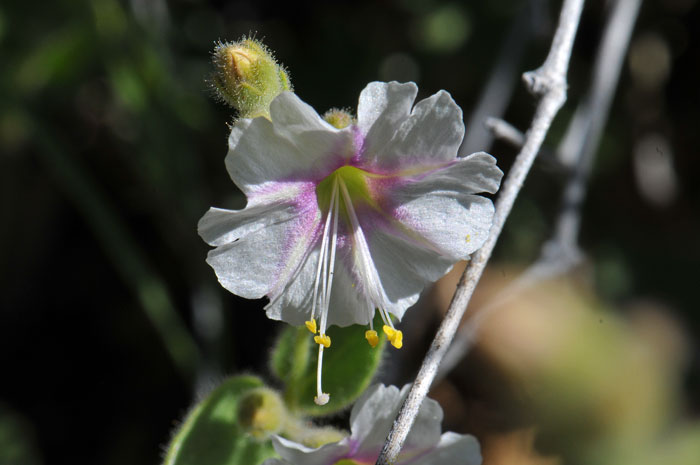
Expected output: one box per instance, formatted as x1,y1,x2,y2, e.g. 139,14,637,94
485,117,525,148
374,1,584,463
437,0,642,382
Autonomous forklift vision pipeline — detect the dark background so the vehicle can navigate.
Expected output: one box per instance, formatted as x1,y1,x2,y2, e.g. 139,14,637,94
1,0,698,464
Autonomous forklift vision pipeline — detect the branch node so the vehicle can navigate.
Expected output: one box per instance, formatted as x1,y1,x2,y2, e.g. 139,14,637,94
523,67,567,104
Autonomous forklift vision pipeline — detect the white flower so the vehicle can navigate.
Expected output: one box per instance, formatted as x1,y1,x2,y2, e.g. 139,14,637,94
199,82,502,404
261,384,482,465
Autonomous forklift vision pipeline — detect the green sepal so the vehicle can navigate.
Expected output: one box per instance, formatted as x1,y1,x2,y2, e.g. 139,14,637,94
271,314,386,416
163,375,276,465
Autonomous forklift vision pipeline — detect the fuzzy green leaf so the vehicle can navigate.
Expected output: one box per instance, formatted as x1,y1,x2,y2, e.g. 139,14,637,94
270,326,312,410
163,375,276,465
270,327,311,384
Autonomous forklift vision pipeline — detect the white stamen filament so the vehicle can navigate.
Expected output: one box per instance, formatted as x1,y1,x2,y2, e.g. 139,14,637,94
311,179,337,321
315,343,328,405
338,178,393,327
377,307,393,328
313,177,340,406
322,182,340,334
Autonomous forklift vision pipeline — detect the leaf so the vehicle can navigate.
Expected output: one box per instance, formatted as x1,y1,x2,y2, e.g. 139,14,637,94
163,375,276,465
270,326,311,385
273,314,386,416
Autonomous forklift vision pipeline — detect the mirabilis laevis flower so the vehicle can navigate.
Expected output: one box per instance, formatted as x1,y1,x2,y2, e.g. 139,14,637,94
198,81,502,405
261,384,482,465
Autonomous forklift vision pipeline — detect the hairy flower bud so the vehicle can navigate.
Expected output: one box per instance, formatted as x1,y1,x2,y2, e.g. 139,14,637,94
323,108,355,129
211,38,292,118
237,387,287,438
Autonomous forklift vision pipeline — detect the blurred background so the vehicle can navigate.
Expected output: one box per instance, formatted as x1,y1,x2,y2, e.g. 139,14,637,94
1,0,698,464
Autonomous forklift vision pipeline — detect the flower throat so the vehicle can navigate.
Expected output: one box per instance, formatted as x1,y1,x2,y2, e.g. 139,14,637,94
306,166,403,406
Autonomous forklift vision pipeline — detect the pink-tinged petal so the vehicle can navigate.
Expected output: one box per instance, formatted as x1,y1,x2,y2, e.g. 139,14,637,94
405,152,503,195
357,84,464,173
382,153,501,261
407,432,481,465
201,197,320,300
198,183,309,246
271,435,351,465
226,93,355,196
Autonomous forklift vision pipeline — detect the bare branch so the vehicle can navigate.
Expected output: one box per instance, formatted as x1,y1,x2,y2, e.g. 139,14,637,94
374,1,584,463
485,117,525,148
436,0,642,382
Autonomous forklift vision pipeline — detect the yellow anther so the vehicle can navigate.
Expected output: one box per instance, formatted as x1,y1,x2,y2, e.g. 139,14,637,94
365,330,379,348
314,334,331,348
382,325,403,349
465,234,471,243
390,330,403,349
305,318,317,334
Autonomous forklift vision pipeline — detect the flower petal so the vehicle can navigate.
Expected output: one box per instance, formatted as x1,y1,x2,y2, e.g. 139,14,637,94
349,385,442,458
399,384,443,456
226,92,354,197
265,240,371,327
358,83,465,172
348,384,397,450
408,432,482,465
201,200,320,300
406,152,503,196
387,154,501,260
326,255,375,327
199,194,298,247
357,81,418,161
270,435,350,465
396,193,494,261
367,227,453,318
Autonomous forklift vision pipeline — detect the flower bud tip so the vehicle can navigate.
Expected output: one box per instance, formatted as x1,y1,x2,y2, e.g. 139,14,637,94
210,37,292,118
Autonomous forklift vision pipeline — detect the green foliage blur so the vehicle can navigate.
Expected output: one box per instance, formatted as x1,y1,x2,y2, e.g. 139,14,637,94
1,0,699,464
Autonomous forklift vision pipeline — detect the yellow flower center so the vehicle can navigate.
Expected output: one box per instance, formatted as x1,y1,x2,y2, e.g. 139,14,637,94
316,165,379,213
